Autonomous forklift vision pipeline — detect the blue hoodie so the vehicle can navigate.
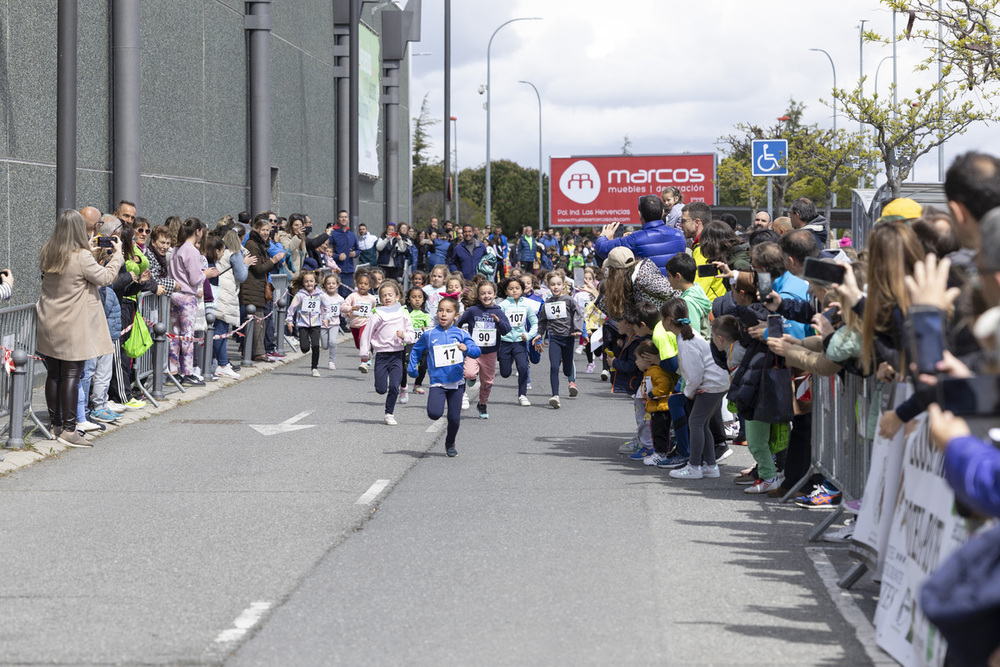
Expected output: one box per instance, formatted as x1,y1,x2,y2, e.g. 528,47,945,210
457,303,511,355
408,324,482,385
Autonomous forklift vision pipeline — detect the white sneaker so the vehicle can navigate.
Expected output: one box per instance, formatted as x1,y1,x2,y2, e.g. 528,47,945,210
107,400,127,413
461,393,470,410
216,364,241,380
701,464,721,478
399,388,409,404
311,368,321,377
358,362,369,373
517,395,531,406
328,362,336,370
643,451,667,466
600,369,610,381
77,420,101,433
384,413,397,426
192,367,203,381
744,477,780,494
549,395,560,409
670,463,704,479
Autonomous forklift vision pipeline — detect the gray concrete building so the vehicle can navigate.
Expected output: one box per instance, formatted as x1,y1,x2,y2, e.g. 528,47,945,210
0,1,413,306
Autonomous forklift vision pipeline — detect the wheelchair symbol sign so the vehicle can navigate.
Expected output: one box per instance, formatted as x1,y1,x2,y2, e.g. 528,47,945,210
751,139,788,177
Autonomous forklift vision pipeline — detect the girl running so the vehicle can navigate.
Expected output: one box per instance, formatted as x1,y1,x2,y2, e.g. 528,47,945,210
457,280,511,418
343,271,377,372
285,271,324,376
422,264,448,324
320,273,344,370
407,297,481,457
534,271,584,408
399,286,431,405
498,276,538,406
661,298,732,480
359,280,415,425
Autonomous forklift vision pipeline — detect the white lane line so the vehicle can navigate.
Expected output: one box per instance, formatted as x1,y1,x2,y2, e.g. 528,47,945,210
356,479,391,505
805,547,896,666
215,601,272,644
425,418,446,434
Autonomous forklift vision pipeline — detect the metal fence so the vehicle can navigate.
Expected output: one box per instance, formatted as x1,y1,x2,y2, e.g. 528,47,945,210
0,303,51,441
132,292,161,407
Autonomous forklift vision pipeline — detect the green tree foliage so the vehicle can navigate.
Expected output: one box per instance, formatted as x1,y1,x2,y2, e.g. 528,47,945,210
411,93,439,169
716,99,872,213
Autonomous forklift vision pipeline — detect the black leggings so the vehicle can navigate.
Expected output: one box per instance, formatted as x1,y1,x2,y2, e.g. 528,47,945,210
427,385,463,446
298,326,321,369
44,357,85,431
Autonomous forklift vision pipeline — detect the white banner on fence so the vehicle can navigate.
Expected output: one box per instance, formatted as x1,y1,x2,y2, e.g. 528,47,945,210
872,415,971,667
852,383,912,575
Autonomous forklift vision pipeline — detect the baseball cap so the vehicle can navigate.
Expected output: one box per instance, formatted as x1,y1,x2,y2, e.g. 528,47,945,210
878,198,923,223
603,247,636,270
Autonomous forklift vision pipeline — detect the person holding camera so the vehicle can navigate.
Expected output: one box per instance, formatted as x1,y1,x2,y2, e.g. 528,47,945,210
36,210,124,448
0,267,12,301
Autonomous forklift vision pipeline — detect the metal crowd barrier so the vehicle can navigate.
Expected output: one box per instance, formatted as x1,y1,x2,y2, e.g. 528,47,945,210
157,294,185,394
0,303,51,444
270,273,289,355
132,292,161,408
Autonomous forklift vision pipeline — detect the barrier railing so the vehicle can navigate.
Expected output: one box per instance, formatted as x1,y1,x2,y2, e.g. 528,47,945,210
0,303,51,444
133,292,161,408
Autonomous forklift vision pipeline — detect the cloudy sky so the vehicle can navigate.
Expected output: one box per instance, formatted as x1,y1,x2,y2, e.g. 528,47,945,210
407,0,995,188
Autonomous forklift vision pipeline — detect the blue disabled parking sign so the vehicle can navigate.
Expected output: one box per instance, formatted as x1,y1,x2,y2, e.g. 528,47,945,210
751,139,788,177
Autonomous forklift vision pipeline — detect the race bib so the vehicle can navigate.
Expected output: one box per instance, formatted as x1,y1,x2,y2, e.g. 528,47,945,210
432,343,461,367
325,303,341,319
473,322,497,348
303,297,321,314
545,302,567,320
643,376,653,396
507,308,526,329
354,302,372,318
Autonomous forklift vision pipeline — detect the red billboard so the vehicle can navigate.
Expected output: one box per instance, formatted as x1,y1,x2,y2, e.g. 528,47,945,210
549,154,716,227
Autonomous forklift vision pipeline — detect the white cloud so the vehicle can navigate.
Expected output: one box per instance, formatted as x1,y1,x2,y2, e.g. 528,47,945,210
409,0,995,186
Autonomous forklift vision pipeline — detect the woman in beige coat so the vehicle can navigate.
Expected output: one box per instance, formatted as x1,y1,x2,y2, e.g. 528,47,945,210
36,210,124,448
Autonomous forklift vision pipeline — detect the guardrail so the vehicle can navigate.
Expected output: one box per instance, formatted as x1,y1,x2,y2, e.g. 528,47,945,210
1,303,51,447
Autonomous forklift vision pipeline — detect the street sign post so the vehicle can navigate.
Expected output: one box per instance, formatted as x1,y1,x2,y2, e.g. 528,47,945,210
752,139,788,219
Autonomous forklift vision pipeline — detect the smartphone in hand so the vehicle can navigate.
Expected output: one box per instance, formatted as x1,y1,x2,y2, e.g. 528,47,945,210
766,314,784,339
697,264,721,278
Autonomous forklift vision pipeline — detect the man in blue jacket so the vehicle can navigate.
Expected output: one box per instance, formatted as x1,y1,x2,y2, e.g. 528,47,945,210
594,195,686,276
449,224,486,279
330,210,359,287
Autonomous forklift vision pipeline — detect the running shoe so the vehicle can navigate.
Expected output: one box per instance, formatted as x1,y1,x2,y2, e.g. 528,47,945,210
399,388,409,404
629,446,654,461
414,385,425,394
669,463,703,479
77,420,102,433
358,362,369,373
600,369,610,381
477,403,489,419
548,395,561,409
517,395,531,407
462,393,470,410
734,469,759,485
216,364,241,380
124,397,148,408
618,438,639,454
586,362,595,374
793,485,843,509
180,376,204,388
655,454,688,469
701,464,721,478
311,369,321,377
568,382,578,397
384,413,397,426
57,430,92,448
269,351,286,359
715,444,733,463
744,477,780,494
643,451,668,466
107,400,128,413
526,381,532,390
90,408,119,423
328,362,337,370
446,444,458,457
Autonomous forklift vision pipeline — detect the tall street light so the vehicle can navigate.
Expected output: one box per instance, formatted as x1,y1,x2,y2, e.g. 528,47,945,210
485,16,541,229
519,80,543,232
450,115,459,226
873,55,895,94
810,47,838,212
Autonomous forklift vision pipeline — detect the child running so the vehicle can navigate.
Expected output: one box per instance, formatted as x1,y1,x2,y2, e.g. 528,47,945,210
533,271,584,409
457,280,511,417
359,280,415,425
407,296,481,457
661,298,731,480
422,264,448,324
343,271,377,372
497,276,538,406
320,273,344,370
399,286,431,404
285,271,325,376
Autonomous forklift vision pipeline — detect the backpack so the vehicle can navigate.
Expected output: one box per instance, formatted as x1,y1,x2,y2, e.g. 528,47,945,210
477,246,498,278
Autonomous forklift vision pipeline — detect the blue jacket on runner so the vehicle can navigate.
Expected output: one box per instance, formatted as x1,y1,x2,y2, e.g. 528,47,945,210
408,324,482,385
594,219,686,276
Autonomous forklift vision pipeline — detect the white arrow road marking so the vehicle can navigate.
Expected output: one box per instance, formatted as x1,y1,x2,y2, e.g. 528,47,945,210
215,601,272,644
356,479,391,505
249,411,316,436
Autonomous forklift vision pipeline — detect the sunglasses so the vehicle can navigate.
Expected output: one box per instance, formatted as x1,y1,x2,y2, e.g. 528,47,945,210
135,227,150,234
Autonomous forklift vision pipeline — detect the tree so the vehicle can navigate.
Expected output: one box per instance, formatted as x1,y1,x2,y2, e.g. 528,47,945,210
621,134,632,156
875,1,1000,91
832,81,990,197
412,93,439,169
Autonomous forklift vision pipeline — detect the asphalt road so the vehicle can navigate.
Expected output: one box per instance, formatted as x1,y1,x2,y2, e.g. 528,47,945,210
0,348,880,666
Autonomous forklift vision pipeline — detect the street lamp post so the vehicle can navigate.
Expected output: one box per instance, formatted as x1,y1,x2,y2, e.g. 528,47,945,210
809,47,837,214
519,80,543,232
450,115,459,226
485,16,541,229
874,55,895,94
858,19,868,188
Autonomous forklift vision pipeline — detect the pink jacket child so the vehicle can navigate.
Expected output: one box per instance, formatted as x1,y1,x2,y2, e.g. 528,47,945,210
358,303,415,360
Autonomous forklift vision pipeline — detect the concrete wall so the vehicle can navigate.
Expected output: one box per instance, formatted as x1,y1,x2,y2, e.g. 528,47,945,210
0,0,411,307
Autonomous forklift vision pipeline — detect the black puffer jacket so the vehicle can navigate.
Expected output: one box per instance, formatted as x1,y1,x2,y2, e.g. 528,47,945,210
727,302,771,419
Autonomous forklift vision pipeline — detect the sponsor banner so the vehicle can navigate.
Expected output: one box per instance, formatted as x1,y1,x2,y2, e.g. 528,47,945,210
873,415,970,667
549,154,715,228
359,23,381,178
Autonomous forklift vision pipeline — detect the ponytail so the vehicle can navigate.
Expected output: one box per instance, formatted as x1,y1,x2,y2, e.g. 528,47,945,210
659,298,695,341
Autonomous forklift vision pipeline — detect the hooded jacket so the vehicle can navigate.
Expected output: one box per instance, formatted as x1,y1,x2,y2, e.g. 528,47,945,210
457,302,511,355
594,219,686,275
408,324,482,385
